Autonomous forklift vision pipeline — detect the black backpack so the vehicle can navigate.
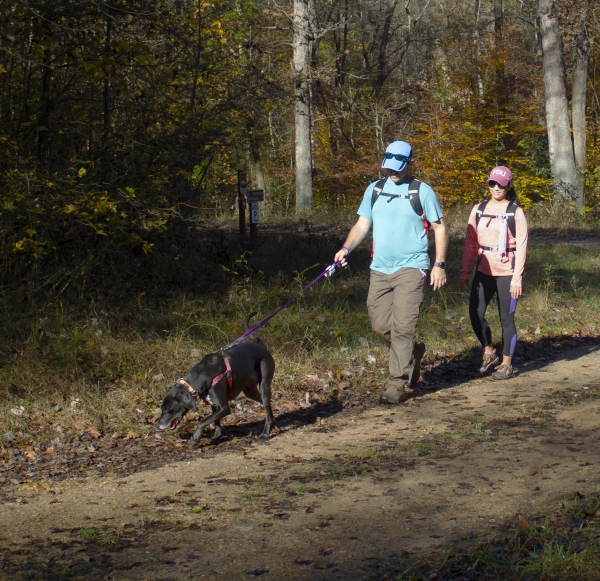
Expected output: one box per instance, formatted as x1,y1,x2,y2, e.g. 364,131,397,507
475,199,517,239
370,177,430,235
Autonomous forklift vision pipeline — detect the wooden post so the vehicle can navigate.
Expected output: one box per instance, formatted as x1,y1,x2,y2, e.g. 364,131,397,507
247,189,264,250
238,170,247,237
249,203,258,249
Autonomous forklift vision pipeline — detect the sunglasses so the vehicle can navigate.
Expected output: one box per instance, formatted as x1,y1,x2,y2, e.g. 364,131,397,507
488,181,508,189
383,152,411,162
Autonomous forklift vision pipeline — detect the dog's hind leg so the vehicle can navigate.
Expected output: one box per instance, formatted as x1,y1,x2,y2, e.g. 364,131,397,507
242,376,262,404
258,356,275,439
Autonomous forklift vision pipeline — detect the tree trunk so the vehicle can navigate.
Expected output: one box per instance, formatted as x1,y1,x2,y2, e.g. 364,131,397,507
538,0,580,203
572,17,589,200
474,0,484,100
293,0,313,214
102,17,112,175
250,133,266,193
38,49,52,166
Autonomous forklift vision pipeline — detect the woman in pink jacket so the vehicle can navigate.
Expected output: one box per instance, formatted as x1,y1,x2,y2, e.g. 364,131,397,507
459,166,528,379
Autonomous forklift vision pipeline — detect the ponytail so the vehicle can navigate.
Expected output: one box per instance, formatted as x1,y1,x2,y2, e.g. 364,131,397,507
506,185,519,205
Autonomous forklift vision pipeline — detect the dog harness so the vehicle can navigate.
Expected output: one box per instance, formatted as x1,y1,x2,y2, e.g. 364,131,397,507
178,353,233,400
210,353,233,399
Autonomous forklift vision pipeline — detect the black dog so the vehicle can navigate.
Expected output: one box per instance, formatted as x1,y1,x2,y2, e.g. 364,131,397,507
157,313,275,446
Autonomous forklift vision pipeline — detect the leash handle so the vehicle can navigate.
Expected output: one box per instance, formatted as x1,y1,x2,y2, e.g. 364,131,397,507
225,260,342,349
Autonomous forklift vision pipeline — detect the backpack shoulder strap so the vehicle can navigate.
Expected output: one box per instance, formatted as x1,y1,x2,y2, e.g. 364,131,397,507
407,177,423,217
475,199,489,228
407,178,431,235
505,200,517,238
370,178,388,209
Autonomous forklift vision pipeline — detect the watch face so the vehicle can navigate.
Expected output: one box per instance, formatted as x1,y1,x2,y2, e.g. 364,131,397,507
436,262,446,268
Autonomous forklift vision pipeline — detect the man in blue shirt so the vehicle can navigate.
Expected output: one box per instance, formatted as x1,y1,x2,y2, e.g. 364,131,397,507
334,140,448,404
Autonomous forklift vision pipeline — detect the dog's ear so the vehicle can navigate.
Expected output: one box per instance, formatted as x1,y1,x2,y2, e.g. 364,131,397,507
180,390,197,411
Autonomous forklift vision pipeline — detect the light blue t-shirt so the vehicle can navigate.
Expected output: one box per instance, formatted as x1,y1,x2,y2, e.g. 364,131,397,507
357,177,443,274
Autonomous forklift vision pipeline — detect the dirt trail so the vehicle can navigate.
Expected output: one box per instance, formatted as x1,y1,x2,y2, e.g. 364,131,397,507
1,342,599,580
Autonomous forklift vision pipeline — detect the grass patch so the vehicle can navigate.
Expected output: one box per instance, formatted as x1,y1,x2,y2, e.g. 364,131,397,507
250,475,272,486
395,492,600,581
76,527,118,545
0,210,598,464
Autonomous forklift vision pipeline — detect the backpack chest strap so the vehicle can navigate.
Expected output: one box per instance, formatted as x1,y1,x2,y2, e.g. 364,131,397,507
377,192,412,202
478,212,516,220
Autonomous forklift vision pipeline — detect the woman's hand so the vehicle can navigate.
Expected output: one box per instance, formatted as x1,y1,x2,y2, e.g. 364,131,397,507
457,278,469,293
510,283,522,299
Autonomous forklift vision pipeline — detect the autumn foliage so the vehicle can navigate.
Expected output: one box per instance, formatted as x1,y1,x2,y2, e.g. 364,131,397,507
0,0,599,299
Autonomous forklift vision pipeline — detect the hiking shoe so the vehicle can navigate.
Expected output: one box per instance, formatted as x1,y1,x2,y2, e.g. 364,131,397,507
491,363,514,380
379,384,410,405
410,342,426,387
479,350,499,374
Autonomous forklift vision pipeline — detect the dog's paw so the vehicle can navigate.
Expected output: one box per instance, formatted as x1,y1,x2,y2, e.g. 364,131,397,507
257,434,271,444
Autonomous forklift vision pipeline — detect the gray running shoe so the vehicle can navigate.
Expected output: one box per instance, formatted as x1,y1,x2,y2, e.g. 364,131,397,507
479,351,499,374
491,363,514,380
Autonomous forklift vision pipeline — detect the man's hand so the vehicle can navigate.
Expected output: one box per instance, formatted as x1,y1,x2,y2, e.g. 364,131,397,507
430,266,447,291
510,283,522,299
334,247,350,267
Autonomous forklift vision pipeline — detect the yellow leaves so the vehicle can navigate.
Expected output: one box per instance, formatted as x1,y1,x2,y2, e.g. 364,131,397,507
0,64,6,73
77,167,87,178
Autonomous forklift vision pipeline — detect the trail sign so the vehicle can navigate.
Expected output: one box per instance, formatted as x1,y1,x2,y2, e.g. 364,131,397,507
246,189,264,203
250,202,260,224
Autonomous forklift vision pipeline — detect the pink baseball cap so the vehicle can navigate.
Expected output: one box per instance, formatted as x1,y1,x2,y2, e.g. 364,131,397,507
488,166,512,187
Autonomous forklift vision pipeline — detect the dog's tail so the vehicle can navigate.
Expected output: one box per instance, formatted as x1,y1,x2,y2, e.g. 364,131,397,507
243,311,263,344
243,311,257,332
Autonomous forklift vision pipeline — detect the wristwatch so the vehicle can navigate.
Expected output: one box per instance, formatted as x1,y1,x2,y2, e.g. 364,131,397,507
433,261,446,269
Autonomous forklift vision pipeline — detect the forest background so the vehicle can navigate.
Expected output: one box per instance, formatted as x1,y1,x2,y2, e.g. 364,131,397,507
0,0,599,311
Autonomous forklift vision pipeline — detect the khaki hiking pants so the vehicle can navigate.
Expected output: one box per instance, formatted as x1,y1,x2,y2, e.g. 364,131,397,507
367,268,427,387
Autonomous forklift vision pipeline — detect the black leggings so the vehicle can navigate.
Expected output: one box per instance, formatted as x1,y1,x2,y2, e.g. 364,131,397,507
469,271,518,357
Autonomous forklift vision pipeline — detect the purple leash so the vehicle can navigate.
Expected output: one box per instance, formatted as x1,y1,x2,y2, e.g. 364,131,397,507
225,260,342,350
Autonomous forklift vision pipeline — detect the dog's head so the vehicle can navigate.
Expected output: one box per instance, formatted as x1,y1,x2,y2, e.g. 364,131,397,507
157,384,197,431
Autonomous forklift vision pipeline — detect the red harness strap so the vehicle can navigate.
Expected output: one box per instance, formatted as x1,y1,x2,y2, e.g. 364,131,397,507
210,354,233,400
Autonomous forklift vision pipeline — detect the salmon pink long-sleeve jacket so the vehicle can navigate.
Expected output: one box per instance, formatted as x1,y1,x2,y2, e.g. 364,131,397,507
460,202,528,286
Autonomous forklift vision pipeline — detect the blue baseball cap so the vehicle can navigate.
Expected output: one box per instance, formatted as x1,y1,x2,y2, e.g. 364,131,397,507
381,140,412,172
381,141,412,171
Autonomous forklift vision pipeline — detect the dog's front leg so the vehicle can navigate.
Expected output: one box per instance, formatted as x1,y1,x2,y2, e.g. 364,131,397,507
210,404,222,440
189,405,231,447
